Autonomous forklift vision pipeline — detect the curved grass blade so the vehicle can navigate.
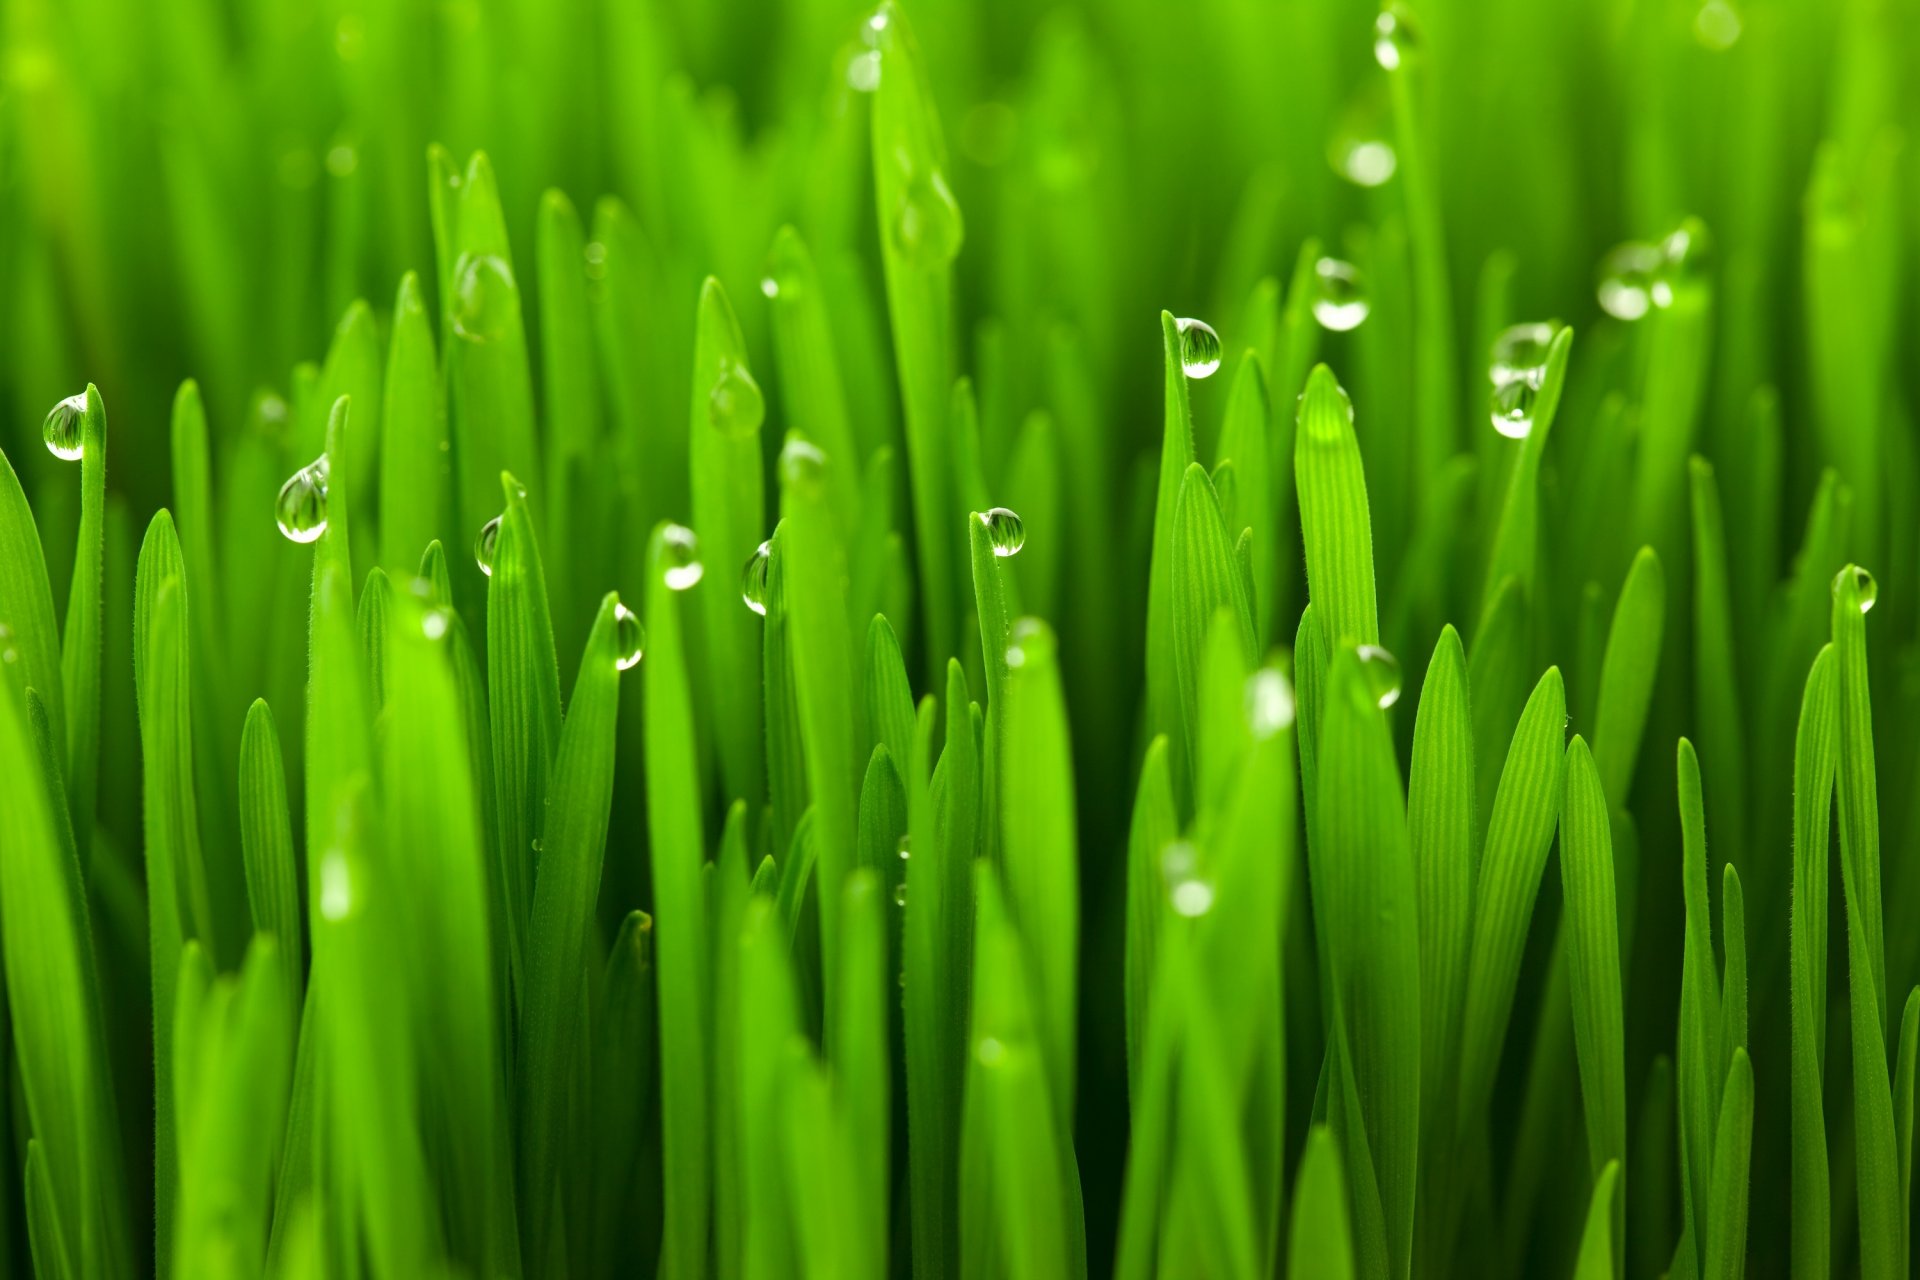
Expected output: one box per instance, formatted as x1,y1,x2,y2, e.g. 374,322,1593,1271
537,190,601,669
1294,364,1379,649
1590,546,1665,804
1169,465,1256,789
1573,1162,1622,1280
1563,736,1627,1265
864,613,916,779
1124,736,1176,1101
355,566,392,708
1675,740,1724,1279
1467,574,1530,832
765,225,863,527
26,1138,75,1280
1481,326,1573,615
1791,645,1836,1280
1146,311,1199,805
831,870,890,1279
1215,352,1273,641
0,442,66,767
1703,1050,1755,1280
1689,458,1748,875
1287,1127,1355,1280
58,384,106,865
239,698,303,1012
380,271,448,575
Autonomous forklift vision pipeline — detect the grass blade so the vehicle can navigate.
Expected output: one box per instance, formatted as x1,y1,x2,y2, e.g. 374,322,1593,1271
58,385,106,866
1791,645,1837,1280
1294,364,1380,649
238,698,303,1012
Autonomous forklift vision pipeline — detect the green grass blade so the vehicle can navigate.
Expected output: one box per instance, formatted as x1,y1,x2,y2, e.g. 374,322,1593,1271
0,443,66,775
739,895,802,1278
1589,546,1664,804
58,384,106,866
765,225,864,528
1287,1127,1355,1280
763,523,808,854
1124,735,1176,1102
1791,644,1837,1280
831,870,891,1279
536,189,601,670
1294,364,1379,650
1676,740,1724,1279
26,1138,75,1280
239,698,303,1012
1689,458,1749,875
1169,466,1257,789
1573,1162,1622,1280
1466,575,1530,831
864,613,916,781
1480,327,1573,615
379,271,448,575
1832,563,1885,1032
1703,1050,1755,1280
355,566,392,708
1146,311,1200,806
592,912,658,1277
1896,987,1920,1278
1215,352,1274,642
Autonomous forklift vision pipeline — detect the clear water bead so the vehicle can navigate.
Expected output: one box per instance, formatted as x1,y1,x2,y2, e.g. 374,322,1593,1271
892,170,964,267
614,602,646,670
709,361,766,439
1161,841,1214,918
275,456,331,544
1331,136,1397,188
848,50,881,92
1489,323,1556,388
662,524,704,590
1373,2,1421,70
1654,219,1711,307
43,393,86,461
1356,644,1403,708
780,437,829,498
1245,668,1297,739
1491,378,1537,440
1174,317,1222,378
475,514,503,576
1596,242,1663,321
742,541,772,616
1312,258,1371,332
451,253,516,344
979,507,1026,557
1833,565,1877,614
319,850,354,921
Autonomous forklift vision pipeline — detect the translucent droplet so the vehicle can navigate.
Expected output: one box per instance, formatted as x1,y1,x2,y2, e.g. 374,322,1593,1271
742,541,772,616
422,609,450,640
1693,0,1741,50
891,171,964,266
976,1036,1007,1066
1833,565,1877,614
1174,317,1222,379
319,850,353,921
1006,617,1048,670
1489,323,1555,388
979,507,1026,558
662,524,704,591
1312,258,1371,332
709,362,766,439
451,253,516,344
614,602,646,670
1356,644,1403,709
780,437,829,498
897,835,911,860
847,49,882,92
862,6,890,48
275,456,331,544
475,514,503,576
1245,668,1297,740
42,393,86,461
1596,241,1662,321
1373,2,1421,71
1161,841,1214,918
583,241,608,281
1491,378,1537,440
1653,219,1711,307
1331,136,1397,188
893,883,908,907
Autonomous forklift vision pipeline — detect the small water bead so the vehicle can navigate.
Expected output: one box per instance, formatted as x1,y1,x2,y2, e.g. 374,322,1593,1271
662,524,704,591
1596,241,1663,321
1488,323,1556,388
897,835,911,860
780,437,829,498
475,514,503,576
979,507,1026,558
893,883,908,907
1311,257,1371,332
1331,135,1397,188
847,50,882,92
862,6,891,48
614,602,646,670
1653,219,1711,306
742,541,772,616
1174,317,1222,379
1355,644,1403,709
891,170,965,266
1490,378,1538,440
43,393,86,461
1694,0,1742,50
583,241,608,281
1373,2,1421,71
451,253,516,344
1006,617,1048,670
422,609,450,640
275,456,331,544
976,1037,1007,1067
1245,668,1297,740
1833,565,1878,614
1161,841,1215,918
709,361,766,439
319,850,354,921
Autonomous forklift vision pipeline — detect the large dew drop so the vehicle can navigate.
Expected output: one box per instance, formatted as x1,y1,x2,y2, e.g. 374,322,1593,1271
614,602,646,670
780,437,829,498
1653,219,1711,307
43,393,86,461
276,456,331,544
1174,317,1222,379
979,507,1026,557
742,541,772,616
475,514,503,576
1596,242,1663,321
1245,667,1297,740
1356,644,1403,709
1312,257,1371,332
1489,323,1556,387
1373,2,1421,70
891,171,964,267
1833,564,1877,615
1491,379,1537,440
1160,841,1215,918
662,524,704,591
709,361,766,439
451,253,516,344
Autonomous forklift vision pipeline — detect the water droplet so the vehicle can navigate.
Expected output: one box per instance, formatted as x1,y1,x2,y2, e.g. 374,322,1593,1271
891,171,964,266
1489,323,1556,388
422,609,450,640
976,1036,1007,1066
780,437,828,497
325,143,359,177
760,275,780,298
276,456,331,544
1596,241,1662,321
1006,617,1048,670
320,850,353,920
1833,565,1878,614
1653,219,1711,306
862,6,891,47
742,541,772,616
893,883,908,907
709,361,765,439
847,49,881,92
475,515,503,576
43,393,86,461
1693,0,1741,50
451,253,516,344
1246,668,1297,739
1312,258,1371,332
897,835,911,860
1331,136,1397,188
1373,2,1421,70
978,507,1026,557
1491,378,1537,440
1356,644,1403,708
1161,841,1215,918
1174,317,1222,378
583,241,608,280
614,602,646,670
662,524,704,590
